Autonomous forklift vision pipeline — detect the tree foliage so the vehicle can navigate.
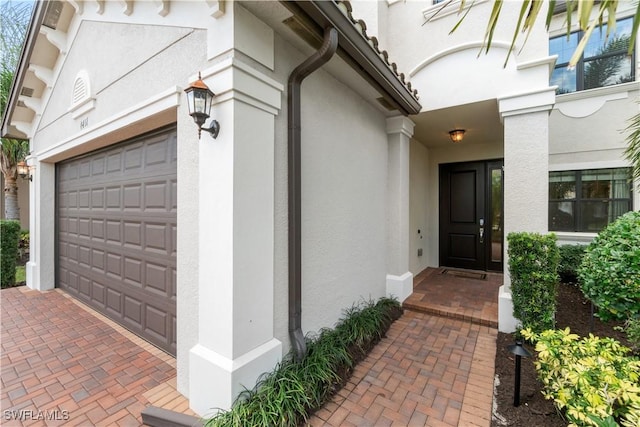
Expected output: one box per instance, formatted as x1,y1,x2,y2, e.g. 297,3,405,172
1,0,33,220
440,0,640,68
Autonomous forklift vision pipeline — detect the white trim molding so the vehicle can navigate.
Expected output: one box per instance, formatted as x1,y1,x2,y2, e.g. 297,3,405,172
409,41,512,77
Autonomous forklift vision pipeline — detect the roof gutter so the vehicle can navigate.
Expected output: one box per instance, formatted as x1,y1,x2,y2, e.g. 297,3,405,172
288,26,338,361
284,1,421,116
1,1,46,140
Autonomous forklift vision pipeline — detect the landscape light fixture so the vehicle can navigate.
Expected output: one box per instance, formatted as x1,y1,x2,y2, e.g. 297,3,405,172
184,72,220,139
507,340,532,407
449,129,465,143
16,161,32,181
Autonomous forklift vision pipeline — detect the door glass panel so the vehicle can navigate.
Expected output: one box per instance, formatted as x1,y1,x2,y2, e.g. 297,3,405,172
490,168,503,263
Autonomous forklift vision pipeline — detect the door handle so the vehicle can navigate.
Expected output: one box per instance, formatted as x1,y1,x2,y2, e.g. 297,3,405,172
479,218,484,243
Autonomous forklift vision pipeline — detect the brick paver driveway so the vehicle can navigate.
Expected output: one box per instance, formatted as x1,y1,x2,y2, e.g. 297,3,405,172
1,287,183,426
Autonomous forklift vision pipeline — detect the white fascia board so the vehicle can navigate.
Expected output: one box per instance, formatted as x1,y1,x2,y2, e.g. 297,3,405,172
35,86,180,162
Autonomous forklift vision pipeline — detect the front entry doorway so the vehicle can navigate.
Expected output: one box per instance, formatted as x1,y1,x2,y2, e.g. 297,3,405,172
439,159,504,271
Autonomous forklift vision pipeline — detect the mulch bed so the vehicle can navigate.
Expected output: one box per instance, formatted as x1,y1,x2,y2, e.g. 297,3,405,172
492,281,631,426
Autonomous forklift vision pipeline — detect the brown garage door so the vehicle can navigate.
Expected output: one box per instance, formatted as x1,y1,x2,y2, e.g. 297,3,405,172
57,127,177,355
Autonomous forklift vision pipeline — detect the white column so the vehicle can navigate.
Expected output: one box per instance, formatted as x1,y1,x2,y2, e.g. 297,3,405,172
385,116,415,302
188,58,284,415
26,157,55,291
497,87,555,332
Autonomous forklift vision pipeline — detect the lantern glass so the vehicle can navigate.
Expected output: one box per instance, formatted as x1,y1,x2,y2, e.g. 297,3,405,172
17,161,29,177
449,129,465,143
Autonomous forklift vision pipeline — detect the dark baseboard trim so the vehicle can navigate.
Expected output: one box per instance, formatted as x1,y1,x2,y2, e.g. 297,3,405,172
141,406,203,427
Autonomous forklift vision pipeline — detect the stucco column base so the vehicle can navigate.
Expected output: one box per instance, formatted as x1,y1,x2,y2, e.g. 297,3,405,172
25,261,47,291
189,338,282,416
386,272,413,303
498,285,518,333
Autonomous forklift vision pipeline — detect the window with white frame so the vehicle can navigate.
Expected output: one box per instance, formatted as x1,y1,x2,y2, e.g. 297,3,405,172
549,168,633,232
549,17,635,94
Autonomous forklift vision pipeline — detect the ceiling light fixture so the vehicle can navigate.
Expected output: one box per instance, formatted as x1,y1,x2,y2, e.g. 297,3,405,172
449,129,466,143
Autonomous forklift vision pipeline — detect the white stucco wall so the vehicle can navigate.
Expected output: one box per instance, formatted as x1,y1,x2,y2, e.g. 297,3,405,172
409,139,429,274
384,0,548,83
33,21,204,159
271,35,389,352
550,85,639,165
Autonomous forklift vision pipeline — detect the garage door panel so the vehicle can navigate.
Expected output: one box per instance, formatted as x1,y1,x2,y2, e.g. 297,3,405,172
106,220,121,243
78,190,90,208
91,219,105,240
145,304,168,338
144,182,168,210
107,153,121,173
124,296,142,327
146,262,169,295
106,187,121,209
172,269,177,299
124,184,142,209
58,127,177,355
124,257,143,286
91,157,105,176
79,276,91,298
146,139,169,166
91,189,105,208
124,144,143,171
107,289,121,313
145,223,168,253
92,248,105,271
92,281,106,305
78,218,90,238
78,245,91,267
79,160,91,178
124,221,142,248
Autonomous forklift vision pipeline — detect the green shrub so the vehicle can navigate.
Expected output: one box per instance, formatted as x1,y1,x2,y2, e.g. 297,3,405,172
557,244,587,283
522,328,640,427
1,220,21,289
205,297,403,427
578,211,640,321
621,318,640,355
508,232,559,333
18,229,29,261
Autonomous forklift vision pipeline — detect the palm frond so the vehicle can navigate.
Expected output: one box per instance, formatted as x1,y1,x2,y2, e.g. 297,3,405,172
623,109,640,185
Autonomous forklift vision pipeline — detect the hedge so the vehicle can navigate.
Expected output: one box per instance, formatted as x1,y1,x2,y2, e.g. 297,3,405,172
1,220,21,289
507,232,559,333
578,211,640,321
557,244,587,283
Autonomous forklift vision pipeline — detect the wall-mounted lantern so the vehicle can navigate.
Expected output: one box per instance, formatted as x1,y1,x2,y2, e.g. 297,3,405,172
184,72,220,139
16,161,32,181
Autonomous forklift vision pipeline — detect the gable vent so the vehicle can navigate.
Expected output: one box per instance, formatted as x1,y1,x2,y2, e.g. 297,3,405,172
72,77,88,105
68,70,95,119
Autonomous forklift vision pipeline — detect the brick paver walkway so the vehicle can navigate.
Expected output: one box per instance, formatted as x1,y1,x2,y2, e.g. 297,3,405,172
0,287,192,426
307,311,497,427
404,268,501,327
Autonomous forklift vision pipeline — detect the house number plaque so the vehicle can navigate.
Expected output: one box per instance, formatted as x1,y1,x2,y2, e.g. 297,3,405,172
80,117,89,130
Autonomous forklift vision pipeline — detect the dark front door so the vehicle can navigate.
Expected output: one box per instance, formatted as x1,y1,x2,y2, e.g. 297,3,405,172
439,160,503,271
